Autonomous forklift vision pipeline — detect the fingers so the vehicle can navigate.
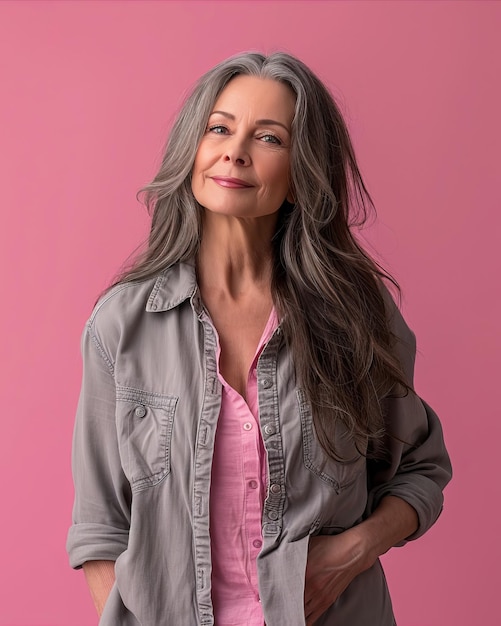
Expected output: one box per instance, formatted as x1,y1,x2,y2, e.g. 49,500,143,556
304,586,336,624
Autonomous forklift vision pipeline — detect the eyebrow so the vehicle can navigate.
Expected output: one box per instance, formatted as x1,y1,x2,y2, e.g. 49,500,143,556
210,110,291,133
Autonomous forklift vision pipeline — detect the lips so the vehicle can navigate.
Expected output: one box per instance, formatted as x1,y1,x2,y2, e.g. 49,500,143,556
210,176,253,189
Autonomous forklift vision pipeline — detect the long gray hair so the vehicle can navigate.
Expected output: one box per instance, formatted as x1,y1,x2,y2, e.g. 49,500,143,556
114,52,409,460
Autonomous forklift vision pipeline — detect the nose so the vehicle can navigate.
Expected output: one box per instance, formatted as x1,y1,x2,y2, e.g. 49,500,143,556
222,136,250,166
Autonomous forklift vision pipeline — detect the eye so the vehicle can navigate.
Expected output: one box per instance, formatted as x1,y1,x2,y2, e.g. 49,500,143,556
258,133,282,145
208,124,228,135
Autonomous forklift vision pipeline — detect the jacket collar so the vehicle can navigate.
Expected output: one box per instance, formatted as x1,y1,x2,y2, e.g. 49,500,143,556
145,261,199,313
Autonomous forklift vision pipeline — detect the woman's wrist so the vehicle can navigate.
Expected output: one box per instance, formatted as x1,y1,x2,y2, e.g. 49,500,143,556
351,496,419,564
83,560,116,616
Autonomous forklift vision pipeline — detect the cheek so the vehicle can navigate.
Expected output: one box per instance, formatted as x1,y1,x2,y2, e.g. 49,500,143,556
191,164,203,201
192,141,211,175
192,153,203,179
267,160,290,195
191,151,208,194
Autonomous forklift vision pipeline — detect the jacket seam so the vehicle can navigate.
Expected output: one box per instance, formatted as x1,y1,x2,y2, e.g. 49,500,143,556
87,323,115,376
89,283,138,325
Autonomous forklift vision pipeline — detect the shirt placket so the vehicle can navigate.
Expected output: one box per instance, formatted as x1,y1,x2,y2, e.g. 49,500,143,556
256,329,286,541
193,307,222,625
242,366,266,596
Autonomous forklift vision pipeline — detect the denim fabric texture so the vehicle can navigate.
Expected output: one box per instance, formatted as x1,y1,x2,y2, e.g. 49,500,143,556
67,261,452,626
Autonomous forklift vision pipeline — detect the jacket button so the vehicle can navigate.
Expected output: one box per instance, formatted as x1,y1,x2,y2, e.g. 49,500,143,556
270,483,281,494
261,378,273,389
268,510,279,520
134,405,147,418
264,424,275,436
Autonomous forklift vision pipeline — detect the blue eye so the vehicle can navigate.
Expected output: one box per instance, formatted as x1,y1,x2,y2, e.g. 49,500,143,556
208,125,228,134
260,134,281,145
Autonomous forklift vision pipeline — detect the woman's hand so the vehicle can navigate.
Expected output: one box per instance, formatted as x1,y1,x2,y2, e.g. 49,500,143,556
304,496,419,624
304,527,375,625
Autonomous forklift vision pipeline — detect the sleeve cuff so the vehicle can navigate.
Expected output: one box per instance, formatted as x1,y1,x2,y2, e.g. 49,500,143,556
367,473,444,543
66,522,130,569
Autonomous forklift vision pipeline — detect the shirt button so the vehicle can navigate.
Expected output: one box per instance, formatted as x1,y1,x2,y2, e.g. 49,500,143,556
268,510,279,520
243,422,253,431
264,424,275,436
249,480,258,489
252,539,263,549
134,405,146,418
270,483,281,494
261,377,273,389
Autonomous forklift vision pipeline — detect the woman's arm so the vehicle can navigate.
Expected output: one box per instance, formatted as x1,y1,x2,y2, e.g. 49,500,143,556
304,293,451,624
67,322,132,570
83,560,116,617
304,495,418,626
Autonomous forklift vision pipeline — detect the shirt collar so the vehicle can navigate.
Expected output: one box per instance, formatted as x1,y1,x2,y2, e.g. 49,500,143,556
145,261,199,313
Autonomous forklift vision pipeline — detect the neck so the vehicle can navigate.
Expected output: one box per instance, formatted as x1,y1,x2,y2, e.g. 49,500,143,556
196,211,277,298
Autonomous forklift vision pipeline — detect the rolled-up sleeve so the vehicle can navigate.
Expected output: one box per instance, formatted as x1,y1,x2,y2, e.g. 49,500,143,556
366,294,452,541
66,324,131,569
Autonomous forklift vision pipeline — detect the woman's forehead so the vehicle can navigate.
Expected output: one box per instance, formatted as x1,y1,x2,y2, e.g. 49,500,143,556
211,75,295,125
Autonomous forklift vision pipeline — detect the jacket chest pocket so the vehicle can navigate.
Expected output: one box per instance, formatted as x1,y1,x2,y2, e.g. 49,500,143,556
296,389,366,493
116,386,178,492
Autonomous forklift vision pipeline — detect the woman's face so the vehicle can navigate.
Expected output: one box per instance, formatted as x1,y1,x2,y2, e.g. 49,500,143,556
191,75,295,220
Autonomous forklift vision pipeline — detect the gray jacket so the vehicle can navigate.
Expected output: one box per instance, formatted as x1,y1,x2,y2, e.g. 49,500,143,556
67,262,452,625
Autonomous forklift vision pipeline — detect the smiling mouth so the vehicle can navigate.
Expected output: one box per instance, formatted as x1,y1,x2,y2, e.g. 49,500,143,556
210,176,253,189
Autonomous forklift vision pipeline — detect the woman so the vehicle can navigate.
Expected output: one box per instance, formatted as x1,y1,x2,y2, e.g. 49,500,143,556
67,52,451,626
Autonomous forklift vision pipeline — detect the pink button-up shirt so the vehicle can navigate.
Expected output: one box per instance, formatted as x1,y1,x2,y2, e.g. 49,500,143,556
209,309,278,626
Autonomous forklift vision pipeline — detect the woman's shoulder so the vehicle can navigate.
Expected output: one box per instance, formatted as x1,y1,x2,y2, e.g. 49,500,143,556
90,274,161,324
85,262,197,345
375,278,417,382
376,279,415,340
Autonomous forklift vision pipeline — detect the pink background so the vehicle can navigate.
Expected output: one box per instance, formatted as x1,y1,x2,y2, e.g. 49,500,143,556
0,1,499,624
